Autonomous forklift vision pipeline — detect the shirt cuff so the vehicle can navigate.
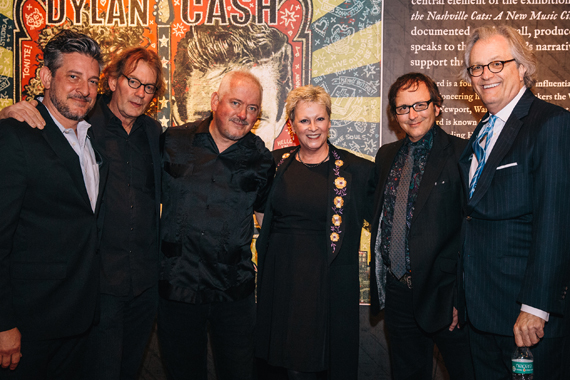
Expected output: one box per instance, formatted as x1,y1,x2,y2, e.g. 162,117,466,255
521,304,549,322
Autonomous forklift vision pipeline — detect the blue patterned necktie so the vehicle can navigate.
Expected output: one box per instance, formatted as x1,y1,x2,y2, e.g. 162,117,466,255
389,145,415,279
469,115,497,198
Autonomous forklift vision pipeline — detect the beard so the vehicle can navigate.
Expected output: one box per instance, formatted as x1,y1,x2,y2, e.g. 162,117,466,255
49,90,93,121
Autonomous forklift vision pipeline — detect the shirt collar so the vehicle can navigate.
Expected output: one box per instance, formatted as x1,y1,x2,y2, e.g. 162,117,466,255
406,124,435,151
493,86,527,123
40,96,92,141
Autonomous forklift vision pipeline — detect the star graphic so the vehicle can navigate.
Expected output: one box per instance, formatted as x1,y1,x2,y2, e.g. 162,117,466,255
280,8,298,27
362,65,376,78
159,96,169,109
159,115,169,128
161,56,169,68
313,55,326,69
364,139,374,153
172,23,187,37
159,35,169,47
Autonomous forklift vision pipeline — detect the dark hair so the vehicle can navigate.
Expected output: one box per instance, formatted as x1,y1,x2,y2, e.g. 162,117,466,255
388,73,443,116
101,47,166,98
173,23,293,123
43,30,103,73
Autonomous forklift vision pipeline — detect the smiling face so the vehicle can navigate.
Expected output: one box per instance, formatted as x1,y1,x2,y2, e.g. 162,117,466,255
469,34,526,115
108,60,157,130
292,101,331,156
209,74,262,150
41,52,100,128
394,81,440,142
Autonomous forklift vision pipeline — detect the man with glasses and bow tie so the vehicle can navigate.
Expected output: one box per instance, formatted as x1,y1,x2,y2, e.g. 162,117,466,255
369,72,474,380
0,46,166,380
458,25,570,379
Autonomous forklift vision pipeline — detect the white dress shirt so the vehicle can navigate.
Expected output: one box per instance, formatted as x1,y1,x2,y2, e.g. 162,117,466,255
43,100,100,212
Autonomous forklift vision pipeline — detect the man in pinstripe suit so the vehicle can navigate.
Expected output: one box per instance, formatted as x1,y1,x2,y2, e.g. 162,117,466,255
458,25,570,379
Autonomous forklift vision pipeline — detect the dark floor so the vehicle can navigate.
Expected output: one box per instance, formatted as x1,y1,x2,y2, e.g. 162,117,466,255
139,306,450,380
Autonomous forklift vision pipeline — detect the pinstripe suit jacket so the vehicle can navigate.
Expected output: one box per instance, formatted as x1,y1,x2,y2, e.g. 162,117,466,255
458,89,570,337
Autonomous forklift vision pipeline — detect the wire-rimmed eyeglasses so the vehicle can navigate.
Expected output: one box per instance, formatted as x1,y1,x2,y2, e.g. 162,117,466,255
467,59,516,77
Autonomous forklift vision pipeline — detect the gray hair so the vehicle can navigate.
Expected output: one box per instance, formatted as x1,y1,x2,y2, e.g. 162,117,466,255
43,30,104,74
461,25,537,88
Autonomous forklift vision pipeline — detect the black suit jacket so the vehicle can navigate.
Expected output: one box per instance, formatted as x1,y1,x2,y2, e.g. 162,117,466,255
0,102,108,341
458,89,570,337
370,125,467,333
256,144,374,380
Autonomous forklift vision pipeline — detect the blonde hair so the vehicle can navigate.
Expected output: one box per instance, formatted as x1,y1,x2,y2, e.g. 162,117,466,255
285,85,331,122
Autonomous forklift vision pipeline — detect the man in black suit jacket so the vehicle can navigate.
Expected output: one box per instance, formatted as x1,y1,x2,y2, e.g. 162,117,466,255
370,73,473,379
0,31,107,378
0,48,166,379
458,25,570,379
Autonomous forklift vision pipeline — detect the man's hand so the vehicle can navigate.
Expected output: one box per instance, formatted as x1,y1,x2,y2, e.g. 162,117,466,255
0,100,45,129
514,311,545,347
0,327,22,370
449,307,459,331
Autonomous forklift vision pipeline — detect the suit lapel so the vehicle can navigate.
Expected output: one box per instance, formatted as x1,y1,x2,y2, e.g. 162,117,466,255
468,90,534,207
412,126,450,223
38,103,93,209
373,140,403,221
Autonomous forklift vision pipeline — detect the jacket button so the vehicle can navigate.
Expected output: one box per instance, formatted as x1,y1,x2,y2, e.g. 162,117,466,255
466,216,472,221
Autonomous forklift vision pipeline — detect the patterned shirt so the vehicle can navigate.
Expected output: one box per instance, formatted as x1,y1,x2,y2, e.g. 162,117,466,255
379,127,435,274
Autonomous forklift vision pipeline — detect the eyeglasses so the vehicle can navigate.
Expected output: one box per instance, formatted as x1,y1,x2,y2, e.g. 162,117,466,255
394,99,433,115
121,74,157,94
467,59,516,77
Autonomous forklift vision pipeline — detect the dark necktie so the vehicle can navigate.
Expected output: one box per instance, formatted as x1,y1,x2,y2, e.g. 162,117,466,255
389,145,415,279
469,115,497,198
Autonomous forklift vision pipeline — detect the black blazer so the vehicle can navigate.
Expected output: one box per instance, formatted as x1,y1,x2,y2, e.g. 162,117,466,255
0,102,108,340
370,125,467,333
458,89,570,337
256,144,374,380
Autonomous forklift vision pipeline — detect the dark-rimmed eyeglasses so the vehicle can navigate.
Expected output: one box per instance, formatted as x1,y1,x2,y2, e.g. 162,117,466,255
121,74,157,94
467,59,516,77
394,99,433,115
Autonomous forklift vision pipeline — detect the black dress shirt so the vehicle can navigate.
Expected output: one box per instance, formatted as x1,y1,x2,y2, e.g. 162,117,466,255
160,116,275,304
90,96,159,296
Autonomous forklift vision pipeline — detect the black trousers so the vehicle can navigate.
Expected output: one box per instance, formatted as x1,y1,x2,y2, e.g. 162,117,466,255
81,285,158,380
157,294,256,380
0,331,88,380
384,275,475,380
468,323,567,380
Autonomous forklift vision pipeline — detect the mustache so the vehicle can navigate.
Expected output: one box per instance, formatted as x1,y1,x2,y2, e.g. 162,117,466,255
68,94,92,103
229,117,249,125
